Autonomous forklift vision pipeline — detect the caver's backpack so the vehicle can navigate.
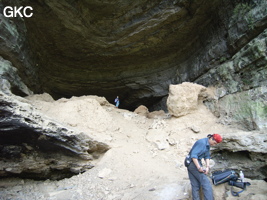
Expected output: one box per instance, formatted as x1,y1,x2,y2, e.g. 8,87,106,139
211,170,238,185
211,169,251,197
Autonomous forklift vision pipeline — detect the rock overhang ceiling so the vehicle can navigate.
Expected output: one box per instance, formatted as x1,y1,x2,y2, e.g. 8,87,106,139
3,0,225,110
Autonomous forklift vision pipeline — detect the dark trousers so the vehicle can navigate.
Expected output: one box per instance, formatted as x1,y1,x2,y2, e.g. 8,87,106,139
187,162,214,200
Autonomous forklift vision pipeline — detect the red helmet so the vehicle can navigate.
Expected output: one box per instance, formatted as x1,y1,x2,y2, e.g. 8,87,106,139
213,134,223,143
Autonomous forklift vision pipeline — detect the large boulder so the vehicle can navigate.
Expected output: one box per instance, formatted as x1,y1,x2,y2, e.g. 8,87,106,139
167,82,207,117
134,105,149,117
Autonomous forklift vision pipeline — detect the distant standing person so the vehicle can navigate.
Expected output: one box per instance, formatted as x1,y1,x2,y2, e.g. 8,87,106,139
185,134,223,200
114,96,120,108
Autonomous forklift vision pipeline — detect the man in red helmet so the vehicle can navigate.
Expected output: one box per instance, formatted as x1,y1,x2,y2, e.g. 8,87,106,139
185,134,223,200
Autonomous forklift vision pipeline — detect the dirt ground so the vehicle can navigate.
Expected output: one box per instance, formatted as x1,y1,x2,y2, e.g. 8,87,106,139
0,94,266,200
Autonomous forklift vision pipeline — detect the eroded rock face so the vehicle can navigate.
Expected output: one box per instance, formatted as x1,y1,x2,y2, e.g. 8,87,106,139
0,56,33,96
201,29,267,131
217,132,267,153
211,131,267,180
0,92,110,180
0,4,38,95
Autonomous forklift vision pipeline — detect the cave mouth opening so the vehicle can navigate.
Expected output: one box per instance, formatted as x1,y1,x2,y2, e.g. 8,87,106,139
114,95,168,112
48,91,168,112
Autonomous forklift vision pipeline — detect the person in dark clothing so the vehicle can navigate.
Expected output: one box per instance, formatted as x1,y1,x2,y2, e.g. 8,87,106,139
186,134,223,200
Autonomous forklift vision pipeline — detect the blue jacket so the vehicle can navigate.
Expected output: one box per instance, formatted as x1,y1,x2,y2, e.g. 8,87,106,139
190,138,211,161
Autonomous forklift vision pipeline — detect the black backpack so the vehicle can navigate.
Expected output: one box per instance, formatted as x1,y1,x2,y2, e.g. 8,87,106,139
211,169,251,197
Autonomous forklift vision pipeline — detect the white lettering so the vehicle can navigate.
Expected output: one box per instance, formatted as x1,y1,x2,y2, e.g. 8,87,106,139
3,6,13,17
3,6,33,18
14,6,23,17
23,6,33,18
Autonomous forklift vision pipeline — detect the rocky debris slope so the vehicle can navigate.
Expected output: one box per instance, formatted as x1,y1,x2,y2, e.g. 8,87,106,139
0,83,266,199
